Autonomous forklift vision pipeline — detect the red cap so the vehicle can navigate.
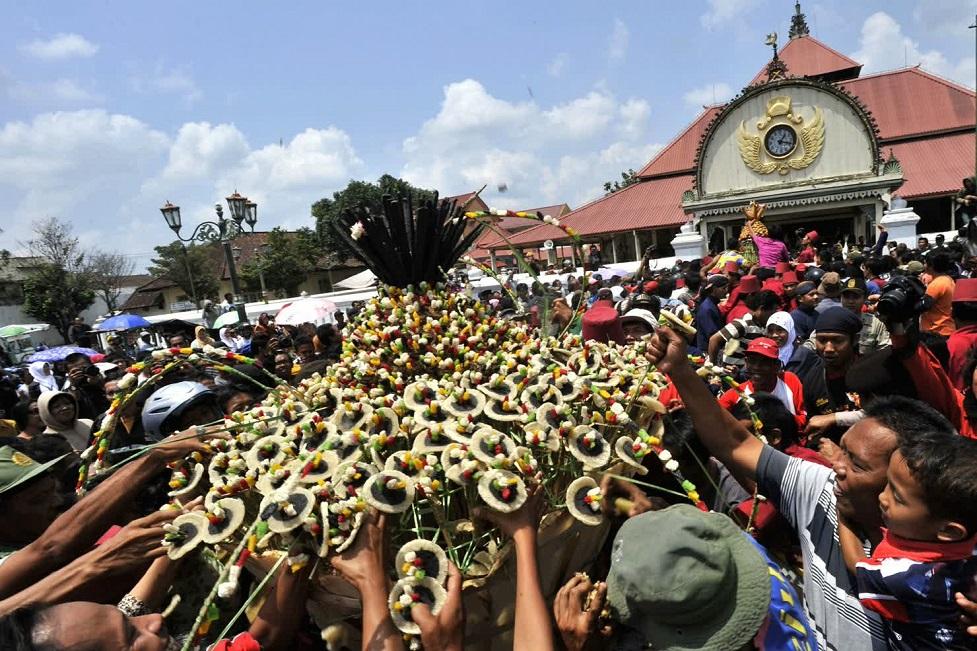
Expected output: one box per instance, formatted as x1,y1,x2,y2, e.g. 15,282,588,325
723,261,741,274
582,304,625,345
746,337,780,360
738,275,761,294
795,263,808,274
676,278,686,289
953,278,977,302
775,261,791,274
781,271,799,284
805,231,819,243
643,281,659,294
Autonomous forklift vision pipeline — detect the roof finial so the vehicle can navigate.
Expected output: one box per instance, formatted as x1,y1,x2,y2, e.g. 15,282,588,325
764,32,789,81
789,1,810,39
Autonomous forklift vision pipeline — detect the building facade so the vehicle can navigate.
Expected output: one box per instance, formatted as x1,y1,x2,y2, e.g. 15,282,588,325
487,7,975,264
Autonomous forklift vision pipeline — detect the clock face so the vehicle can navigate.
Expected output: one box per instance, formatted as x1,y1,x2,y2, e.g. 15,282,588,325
764,124,797,158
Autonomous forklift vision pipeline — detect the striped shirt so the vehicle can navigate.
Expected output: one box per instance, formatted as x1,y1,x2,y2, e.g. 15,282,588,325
757,446,888,651
716,312,766,367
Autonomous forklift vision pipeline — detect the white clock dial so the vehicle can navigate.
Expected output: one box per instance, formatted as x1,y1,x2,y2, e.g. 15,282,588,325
764,125,797,158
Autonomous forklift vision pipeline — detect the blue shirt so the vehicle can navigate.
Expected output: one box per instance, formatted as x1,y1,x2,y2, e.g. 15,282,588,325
695,295,722,353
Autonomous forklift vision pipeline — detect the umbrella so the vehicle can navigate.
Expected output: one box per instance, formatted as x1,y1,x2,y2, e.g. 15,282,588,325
275,298,337,327
95,313,152,331
27,346,100,362
0,325,27,338
213,311,243,329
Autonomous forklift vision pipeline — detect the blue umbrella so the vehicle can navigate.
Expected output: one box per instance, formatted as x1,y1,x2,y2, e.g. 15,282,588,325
95,313,152,331
27,346,100,362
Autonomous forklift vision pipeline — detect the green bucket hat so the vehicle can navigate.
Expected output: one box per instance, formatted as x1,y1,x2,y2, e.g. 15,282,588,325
0,446,67,496
605,504,770,651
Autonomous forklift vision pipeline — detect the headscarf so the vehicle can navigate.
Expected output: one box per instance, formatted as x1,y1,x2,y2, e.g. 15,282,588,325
766,311,796,367
219,327,237,350
29,361,59,393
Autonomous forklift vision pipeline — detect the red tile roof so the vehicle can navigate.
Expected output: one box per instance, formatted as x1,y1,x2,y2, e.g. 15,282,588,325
749,35,861,86
637,107,721,178
444,192,489,212
842,67,976,141
889,132,975,199
489,175,693,248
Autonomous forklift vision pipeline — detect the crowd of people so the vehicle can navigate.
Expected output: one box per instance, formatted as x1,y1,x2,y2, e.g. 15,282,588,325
0,216,975,651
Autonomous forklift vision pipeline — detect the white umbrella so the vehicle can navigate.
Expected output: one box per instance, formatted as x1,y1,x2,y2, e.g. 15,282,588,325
213,311,242,329
275,297,338,326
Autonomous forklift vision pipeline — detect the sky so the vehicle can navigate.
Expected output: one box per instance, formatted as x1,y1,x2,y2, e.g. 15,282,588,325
0,0,975,272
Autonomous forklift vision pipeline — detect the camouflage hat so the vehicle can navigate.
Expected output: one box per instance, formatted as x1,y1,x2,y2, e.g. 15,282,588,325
0,446,67,496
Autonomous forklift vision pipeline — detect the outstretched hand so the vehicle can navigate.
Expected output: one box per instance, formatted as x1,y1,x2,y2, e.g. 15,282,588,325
599,475,656,519
554,574,607,651
330,510,387,590
154,425,228,463
645,324,689,375
94,509,180,574
474,476,546,539
412,562,464,651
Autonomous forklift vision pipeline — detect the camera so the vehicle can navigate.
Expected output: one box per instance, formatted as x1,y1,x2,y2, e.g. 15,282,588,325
875,275,933,322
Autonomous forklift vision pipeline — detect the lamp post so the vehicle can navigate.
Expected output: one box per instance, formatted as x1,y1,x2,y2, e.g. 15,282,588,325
160,192,258,325
257,243,270,303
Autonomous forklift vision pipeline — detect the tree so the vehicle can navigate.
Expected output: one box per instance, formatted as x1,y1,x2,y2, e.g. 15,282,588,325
148,241,220,303
86,251,135,313
20,218,96,341
22,263,95,342
23,217,86,271
312,174,437,258
603,168,639,195
240,227,320,297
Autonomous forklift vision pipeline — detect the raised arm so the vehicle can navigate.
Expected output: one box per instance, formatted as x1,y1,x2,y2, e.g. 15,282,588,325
248,563,311,651
647,326,765,480
0,429,219,599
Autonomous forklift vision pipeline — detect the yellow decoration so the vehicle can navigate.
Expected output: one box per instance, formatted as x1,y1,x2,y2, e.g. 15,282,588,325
736,95,824,176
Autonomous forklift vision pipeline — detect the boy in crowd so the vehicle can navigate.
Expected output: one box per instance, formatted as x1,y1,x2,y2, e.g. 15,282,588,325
839,414,977,650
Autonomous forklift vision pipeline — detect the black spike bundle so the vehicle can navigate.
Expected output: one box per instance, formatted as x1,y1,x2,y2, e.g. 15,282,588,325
332,193,485,288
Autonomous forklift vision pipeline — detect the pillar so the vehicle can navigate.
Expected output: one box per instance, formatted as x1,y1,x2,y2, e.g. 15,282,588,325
611,237,619,263
669,219,706,260
879,197,920,248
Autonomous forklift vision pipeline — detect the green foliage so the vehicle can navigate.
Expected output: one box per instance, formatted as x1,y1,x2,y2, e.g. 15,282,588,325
603,168,639,195
22,263,95,342
240,227,321,297
312,174,437,258
148,241,220,302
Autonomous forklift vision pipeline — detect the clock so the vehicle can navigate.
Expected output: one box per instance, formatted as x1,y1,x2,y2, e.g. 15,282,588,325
764,124,797,159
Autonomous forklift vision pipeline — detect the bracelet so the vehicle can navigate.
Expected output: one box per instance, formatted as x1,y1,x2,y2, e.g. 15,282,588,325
117,593,152,617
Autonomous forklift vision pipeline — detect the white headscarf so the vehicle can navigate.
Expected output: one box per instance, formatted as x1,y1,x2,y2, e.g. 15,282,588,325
29,361,59,393
766,311,796,367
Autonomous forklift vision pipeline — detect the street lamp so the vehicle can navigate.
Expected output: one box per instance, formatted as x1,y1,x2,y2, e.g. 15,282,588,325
159,192,257,325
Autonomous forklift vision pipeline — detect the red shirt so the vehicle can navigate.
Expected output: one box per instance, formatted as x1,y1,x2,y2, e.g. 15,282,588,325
947,324,977,391
718,371,808,428
894,334,976,439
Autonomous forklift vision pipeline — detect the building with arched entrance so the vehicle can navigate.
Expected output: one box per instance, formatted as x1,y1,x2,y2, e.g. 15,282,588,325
485,4,975,264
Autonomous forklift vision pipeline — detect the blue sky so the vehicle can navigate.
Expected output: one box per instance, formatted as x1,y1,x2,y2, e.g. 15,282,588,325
1,0,974,271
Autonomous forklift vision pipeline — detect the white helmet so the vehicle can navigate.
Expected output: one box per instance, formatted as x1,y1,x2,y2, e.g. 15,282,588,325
141,381,215,441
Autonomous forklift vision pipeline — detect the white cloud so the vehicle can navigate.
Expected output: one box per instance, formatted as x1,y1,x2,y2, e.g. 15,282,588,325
0,110,362,270
683,82,733,107
20,33,98,60
400,79,657,210
131,64,203,106
7,78,102,105
701,0,761,30
912,0,977,37
853,11,975,87
608,19,629,63
143,123,363,235
547,52,569,77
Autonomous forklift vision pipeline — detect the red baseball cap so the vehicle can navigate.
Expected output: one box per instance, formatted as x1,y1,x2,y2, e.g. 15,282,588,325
643,281,659,294
795,263,808,275
775,262,791,274
745,337,780,360
781,271,799,284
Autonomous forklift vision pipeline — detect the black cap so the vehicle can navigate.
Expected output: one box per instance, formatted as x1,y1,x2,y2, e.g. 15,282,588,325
814,307,863,335
840,277,866,296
